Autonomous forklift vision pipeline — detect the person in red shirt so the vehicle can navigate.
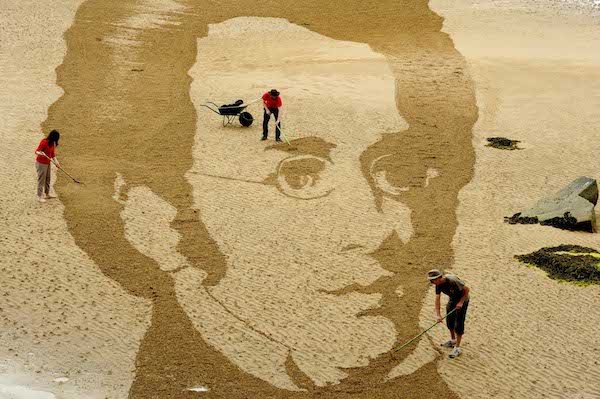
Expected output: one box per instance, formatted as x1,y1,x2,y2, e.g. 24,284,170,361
261,89,282,141
34,130,61,202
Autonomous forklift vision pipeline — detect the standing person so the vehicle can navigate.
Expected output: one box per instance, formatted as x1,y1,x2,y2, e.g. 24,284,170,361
34,130,61,203
261,89,282,141
428,269,470,358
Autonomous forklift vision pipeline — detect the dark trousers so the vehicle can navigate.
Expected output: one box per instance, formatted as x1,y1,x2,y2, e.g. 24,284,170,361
263,107,281,139
446,298,469,335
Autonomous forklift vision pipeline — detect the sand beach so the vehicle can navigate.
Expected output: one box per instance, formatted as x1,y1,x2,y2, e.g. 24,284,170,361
1,0,599,398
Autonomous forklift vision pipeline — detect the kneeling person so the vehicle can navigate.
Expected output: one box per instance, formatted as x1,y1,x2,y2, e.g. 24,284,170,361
428,269,470,358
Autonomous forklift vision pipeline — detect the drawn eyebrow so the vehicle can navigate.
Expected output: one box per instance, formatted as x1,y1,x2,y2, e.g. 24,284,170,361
264,137,336,162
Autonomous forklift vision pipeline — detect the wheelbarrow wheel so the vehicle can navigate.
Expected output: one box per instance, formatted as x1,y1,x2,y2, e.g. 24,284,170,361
239,112,253,127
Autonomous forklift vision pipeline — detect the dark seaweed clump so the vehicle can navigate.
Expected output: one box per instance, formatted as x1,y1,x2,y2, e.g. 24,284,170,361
505,212,538,225
486,137,521,150
540,212,593,232
505,212,593,232
515,245,600,285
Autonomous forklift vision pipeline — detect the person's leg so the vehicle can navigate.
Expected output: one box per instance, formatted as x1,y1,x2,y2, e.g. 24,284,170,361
446,301,457,341
449,299,468,358
272,108,281,141
262,109,270,139
45,163,51,195
454,299,469,348
36,162,47,199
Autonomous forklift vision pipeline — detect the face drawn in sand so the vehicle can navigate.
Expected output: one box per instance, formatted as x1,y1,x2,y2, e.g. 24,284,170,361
45,1,477,397
181,18,419,387
120,18,445,389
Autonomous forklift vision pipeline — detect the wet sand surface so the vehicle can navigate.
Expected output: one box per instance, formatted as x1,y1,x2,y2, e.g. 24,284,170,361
1,0,598,398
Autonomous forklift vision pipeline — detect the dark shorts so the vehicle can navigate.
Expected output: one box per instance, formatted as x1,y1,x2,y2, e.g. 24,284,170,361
446,298,469,335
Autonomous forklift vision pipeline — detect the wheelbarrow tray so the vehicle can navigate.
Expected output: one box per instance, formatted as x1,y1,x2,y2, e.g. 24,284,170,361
218,105,246,115
200,101,254,127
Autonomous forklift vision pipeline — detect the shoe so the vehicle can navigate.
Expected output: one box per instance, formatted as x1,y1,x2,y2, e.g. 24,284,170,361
275,138,282,142
261,136,268,141
440,339,456,348
45,193,57,199
38,196,46,203
449,347,462,358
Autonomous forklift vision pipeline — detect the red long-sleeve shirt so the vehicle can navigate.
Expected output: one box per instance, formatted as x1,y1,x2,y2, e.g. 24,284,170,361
262,92,282,109
35,139,55,164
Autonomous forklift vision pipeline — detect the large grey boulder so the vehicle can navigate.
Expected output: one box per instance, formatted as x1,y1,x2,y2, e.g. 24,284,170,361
506,176,598,232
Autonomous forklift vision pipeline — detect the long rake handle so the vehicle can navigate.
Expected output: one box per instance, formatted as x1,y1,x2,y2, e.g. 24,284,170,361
279,127,291,146
39,152,82,184
394,308,457,352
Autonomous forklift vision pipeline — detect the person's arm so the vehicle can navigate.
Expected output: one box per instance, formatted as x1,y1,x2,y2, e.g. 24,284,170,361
35,140,47,157
435,293,442,323
455,286,470,310
262,94,271,115
53,155,61,169
274,109,281,125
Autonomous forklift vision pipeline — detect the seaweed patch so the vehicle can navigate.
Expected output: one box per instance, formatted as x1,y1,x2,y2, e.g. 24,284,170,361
505,212,538,225
486,137,521,150
505,211,593,232
515,245,600,285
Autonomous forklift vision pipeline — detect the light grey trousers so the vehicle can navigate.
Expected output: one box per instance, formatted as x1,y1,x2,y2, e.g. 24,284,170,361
35,161,51,197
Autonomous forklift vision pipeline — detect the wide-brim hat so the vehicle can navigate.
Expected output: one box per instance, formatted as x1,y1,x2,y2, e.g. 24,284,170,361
427,269,443,281
269,89,280,97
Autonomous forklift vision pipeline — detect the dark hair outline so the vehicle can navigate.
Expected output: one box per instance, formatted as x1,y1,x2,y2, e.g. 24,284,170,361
46,130,60,148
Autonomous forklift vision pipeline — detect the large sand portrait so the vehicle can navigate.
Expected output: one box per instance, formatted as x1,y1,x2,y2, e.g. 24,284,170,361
38,0,476,396
181,17,432,388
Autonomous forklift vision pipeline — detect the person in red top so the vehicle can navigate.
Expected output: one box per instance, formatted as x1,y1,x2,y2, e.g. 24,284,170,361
34,130,61,203
261,89,282,141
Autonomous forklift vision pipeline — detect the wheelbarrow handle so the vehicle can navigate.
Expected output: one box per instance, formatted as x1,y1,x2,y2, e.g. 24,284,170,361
200,103,221,115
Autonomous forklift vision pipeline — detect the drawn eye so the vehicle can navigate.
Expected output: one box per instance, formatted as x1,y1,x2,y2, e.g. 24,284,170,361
369,154,435,196
275,155,334,199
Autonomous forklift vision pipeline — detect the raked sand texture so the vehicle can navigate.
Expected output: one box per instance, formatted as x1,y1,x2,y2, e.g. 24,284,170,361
37,0,475,398
1,0,599,399
0,1,151,399
429,1,600,398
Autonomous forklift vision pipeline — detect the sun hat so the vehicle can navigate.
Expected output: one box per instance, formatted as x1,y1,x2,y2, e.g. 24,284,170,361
427,269,443,281
269,89,280,97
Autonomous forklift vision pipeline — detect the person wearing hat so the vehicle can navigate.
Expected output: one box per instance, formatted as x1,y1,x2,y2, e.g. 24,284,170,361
261,89,282,141
427,269,470,358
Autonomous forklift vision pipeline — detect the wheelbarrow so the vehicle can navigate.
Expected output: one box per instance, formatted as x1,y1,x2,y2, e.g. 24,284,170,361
200,98,260,127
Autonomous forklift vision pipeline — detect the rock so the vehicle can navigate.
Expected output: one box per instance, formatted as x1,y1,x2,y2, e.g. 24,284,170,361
506,176,598,232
